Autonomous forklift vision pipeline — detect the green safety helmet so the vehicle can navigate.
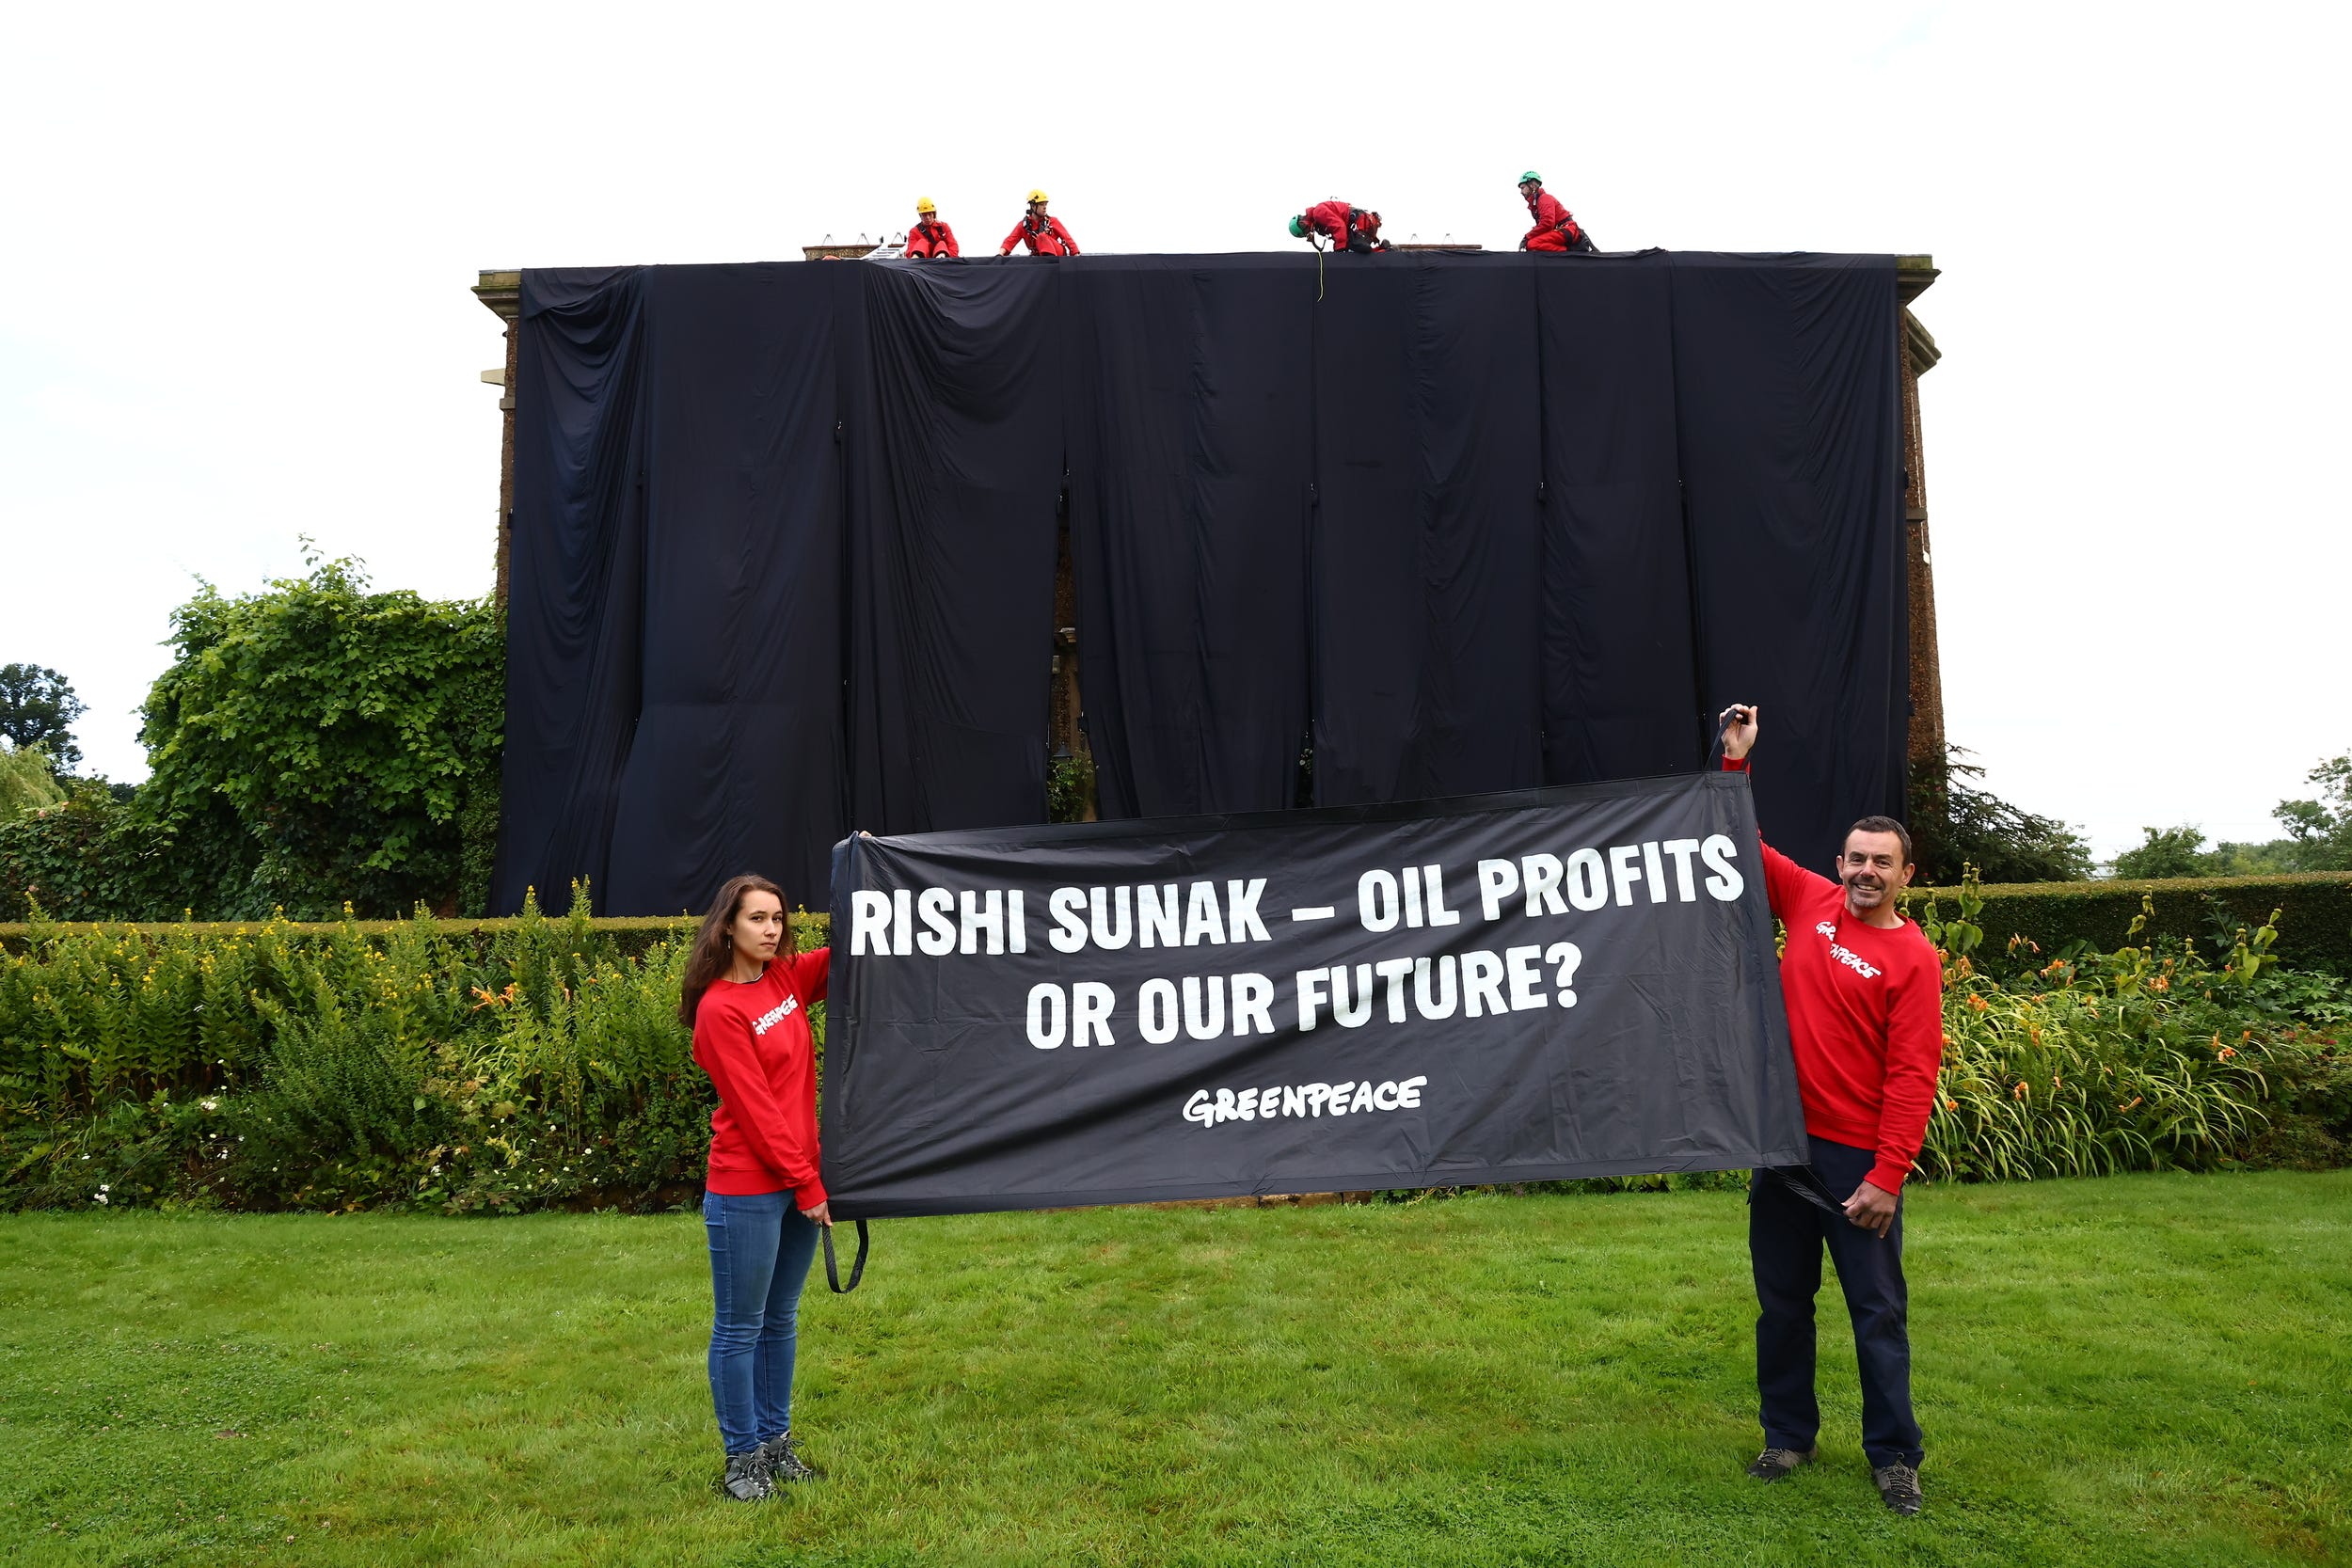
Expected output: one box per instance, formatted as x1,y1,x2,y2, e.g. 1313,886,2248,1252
1288,214,1308,238
1519,170,1543,184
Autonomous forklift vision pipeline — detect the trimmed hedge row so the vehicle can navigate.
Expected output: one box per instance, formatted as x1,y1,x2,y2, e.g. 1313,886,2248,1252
9,875,2343,971
0,911,830,959
1907,873,2352,974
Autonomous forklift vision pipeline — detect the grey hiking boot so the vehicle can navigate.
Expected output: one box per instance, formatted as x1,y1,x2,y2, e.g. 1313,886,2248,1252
717,1451,772,1502
1745,1446,1819,1481
1873,1462,1924,1515
757,1432,820,1483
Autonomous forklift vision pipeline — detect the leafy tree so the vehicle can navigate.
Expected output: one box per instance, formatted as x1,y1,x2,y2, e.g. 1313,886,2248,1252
1909,746,2093,885
135,551,503,918
2111,825,2212,879
0,780,183,921
2107,750,2352,880
0,743,66,817
2274,752,2352,871
0,664,86,773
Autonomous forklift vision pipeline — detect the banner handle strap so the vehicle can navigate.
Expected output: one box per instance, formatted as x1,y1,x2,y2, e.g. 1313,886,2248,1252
1770,1164,1846,1217
1706,705,1734,769
822,1219,869,1293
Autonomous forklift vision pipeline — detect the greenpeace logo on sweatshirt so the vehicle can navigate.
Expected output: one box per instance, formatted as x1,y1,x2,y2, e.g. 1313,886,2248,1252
752,995,802,1036
1815,922,1883,980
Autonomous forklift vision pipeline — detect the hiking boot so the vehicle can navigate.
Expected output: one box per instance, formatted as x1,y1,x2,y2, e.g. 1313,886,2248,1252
717,1451,772,1502
1745,1446,1819,1481
757,1433,820,1483
1873,1462,1924,1515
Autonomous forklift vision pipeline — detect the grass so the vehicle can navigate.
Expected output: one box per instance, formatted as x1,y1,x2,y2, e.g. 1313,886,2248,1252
3,1175,2348,1567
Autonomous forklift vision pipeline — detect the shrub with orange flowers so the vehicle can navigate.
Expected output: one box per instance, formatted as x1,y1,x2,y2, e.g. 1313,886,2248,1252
1912,872,2350,1180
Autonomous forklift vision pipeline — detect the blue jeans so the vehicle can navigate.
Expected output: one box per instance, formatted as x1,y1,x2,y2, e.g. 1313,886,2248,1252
703,1190,819,1456
1749,1135,1925,1468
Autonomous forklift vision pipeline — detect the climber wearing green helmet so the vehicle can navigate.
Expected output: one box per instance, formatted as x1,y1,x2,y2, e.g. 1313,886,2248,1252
1290,199,1389,253
1518,171,1595,254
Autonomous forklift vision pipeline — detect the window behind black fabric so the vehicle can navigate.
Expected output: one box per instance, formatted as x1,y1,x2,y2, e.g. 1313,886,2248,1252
1669,255,1908,874
493,267,649,915
842,263,1066,836
1310,256,1545,806
1064,256,1314,819
602,264,850,915
1536,260,1703,786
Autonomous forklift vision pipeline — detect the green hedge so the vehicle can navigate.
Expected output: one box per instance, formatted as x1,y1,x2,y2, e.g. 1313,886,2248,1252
1908,874,2352,974
0,911,831,959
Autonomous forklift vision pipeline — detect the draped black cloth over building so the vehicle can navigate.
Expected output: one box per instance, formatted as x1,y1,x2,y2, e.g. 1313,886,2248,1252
495,251,1906,917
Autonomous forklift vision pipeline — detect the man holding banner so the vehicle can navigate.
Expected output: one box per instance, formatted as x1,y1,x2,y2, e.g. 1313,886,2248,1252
1718,704,1942,1517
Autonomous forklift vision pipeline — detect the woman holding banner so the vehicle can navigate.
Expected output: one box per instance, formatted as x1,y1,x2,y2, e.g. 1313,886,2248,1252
680,873,833,1501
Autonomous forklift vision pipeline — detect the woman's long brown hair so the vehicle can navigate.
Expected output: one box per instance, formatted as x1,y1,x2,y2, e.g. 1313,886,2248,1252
677,873,787,1030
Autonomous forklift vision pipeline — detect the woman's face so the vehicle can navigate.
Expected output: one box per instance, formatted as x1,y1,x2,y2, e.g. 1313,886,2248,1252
730,891,787,964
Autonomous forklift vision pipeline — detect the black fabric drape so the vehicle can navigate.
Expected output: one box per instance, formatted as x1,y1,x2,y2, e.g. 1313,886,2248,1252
1670,254,1907,873
1310,256,1545,806
493,267,648,915
499,250,1909,916
1064,256,1314,818
1535,259,1702,784
843,263,1065,835
602,264,849,914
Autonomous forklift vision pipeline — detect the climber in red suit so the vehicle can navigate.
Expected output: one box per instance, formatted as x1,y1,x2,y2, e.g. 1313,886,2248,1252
904,198,959,260
1518,171,1596,254
1000,189,1079,257
1289,200,1390,253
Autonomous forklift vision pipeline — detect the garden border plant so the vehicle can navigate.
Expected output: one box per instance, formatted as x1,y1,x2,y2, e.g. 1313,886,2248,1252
0,877,2344,1216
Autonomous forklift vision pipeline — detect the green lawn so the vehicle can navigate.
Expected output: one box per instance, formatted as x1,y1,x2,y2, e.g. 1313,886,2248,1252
3,1175,2347,1567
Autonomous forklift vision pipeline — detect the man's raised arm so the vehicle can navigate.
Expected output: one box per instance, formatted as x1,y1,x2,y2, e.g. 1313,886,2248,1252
1716,703,1836,921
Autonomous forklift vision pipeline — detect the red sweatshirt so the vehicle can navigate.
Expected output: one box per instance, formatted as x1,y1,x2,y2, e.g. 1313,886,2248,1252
693,947,831,1204
1725,759,1944,1191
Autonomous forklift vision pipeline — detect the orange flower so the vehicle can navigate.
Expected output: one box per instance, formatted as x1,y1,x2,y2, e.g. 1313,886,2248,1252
2217,1045,2237,1061
2013,1081,2029,1101
2118,1095,2143,1112
1967,994,1991,1013
2149,975,2169,992
1944,1098,1960,1111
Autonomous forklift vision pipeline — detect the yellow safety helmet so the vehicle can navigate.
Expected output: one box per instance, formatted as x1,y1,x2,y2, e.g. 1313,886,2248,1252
915,197,937,214
1027,188,1050,203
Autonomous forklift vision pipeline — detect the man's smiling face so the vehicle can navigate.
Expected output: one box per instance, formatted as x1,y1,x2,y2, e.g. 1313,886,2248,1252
1836,829,1913,919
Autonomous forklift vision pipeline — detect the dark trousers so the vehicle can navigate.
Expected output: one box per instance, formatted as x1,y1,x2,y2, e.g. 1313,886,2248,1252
1749,1135,1924,1467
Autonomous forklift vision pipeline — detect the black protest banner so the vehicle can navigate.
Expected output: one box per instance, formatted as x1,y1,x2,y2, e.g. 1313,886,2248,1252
820,771,1805,1218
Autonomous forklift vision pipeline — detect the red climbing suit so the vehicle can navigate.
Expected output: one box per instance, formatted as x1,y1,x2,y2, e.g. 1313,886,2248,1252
1000,214,1080,256
1302,199,1383,251
904,220,960,260
1521,188,1588,253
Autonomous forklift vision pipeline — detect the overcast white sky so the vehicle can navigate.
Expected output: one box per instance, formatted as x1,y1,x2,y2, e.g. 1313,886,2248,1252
4,1,2344,856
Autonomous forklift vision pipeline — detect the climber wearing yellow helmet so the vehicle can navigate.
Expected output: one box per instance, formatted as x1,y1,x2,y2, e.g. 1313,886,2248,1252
999,189,1080,258
905,198,959,261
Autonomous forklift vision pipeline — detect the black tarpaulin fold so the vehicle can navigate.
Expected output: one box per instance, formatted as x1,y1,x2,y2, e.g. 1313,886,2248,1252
493,267,648,915
843,263,1064,837
603,264,850,914
1536,259,1702,786
1064,256,1314,819
1309,255,1545,807
1670,254,1907,874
